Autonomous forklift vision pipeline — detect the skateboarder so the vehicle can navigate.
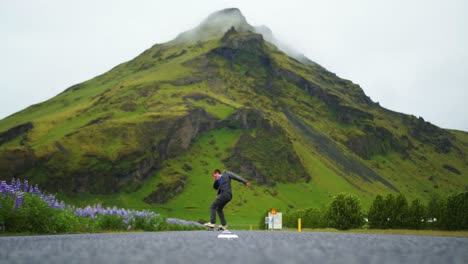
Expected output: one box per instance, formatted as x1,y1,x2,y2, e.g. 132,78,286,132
204,169,251,230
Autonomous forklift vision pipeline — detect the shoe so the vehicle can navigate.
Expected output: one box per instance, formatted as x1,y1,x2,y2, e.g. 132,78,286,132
219,225,228,230
204,222,216,228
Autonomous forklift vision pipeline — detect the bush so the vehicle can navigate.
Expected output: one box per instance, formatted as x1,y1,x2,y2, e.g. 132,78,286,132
134,214,166,231
368,195,387,229
258,210,269,230
11,194,57,233
392,194,409,228
426,194,445,229
283,210,302,229
407,199,426,230
325,193,364,230
95,214,125,231
50,208,83,233
0,179,204,234
0,195,15,230
443,192,468,230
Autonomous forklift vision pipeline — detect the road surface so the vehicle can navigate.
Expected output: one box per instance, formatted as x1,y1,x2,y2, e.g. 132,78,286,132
1,231,467,264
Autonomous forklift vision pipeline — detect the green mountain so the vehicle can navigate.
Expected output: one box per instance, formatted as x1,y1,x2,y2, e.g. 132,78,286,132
1,8,467,225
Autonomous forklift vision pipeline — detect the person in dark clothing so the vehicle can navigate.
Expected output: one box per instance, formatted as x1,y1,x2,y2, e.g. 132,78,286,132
204,169,251,230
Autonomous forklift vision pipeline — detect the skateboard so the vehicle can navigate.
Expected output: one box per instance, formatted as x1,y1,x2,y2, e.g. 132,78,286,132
205,225,227,231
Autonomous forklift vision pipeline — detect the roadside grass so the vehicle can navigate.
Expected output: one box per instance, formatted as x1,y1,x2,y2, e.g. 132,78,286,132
298,228,468,237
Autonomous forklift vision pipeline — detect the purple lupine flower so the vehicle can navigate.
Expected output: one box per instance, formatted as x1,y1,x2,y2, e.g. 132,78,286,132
0,181,7,195
15,179,22,192
32,184,40,194
166,218,202,226
0,181,7,196
119,209,127,217
23,180,29,193
15,193,24,209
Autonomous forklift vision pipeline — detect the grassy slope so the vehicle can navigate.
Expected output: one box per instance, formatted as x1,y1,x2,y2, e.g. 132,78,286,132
57,128,360,226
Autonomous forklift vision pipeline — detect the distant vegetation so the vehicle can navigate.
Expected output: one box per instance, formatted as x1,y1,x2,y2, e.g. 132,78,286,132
270,192,468,231
1,178,467,234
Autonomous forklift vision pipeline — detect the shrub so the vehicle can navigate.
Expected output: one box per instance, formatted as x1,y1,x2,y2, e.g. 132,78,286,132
426,194,445,229
283,210,304,229
325,193,364,230
407,199,426,230
443,192,468,230
10,194,56,233
380,193,409,229
1,179,203,234
50,208,83,233
392,194,409,228
258,210,269,230
368,195,387,229
302,207,327,228
95,214,125,231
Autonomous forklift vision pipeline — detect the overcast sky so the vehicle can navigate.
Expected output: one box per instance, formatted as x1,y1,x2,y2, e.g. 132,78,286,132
1,0,467,131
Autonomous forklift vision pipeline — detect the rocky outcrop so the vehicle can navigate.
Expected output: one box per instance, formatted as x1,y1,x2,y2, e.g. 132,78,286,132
144,176,186,204
404,116,454,153
0,147,35,178
225,120,309,185
345,125,412,160
0,122,33,146
277,68,373,108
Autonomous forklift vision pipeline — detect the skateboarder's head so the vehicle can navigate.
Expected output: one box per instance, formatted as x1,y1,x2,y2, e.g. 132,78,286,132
212,169,222,179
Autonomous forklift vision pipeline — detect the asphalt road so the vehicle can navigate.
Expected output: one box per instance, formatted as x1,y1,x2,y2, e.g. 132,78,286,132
1,231,467,264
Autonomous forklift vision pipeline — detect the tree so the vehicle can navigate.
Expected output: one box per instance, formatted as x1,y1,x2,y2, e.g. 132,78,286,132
368,195,387,229
407,199,426,229
443,192,468,230
325,193,364,230
426,194,445,229
382,194,396,228
283,209,304,229
303,207,326,228
391,194,409,228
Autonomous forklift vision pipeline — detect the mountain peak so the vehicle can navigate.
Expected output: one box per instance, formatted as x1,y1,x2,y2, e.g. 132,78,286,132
200,8,252,31
174,8,320,67
175,8,254,43
202,8,245,24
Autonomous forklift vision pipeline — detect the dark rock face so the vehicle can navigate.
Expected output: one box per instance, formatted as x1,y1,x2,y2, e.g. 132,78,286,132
443,164,461,175
404,116,454,153
277,68,339,106
225,119,309,185
345,125,412,160
0,147,35,178
143,176,186,204
336,105,374,125
0,122,33,146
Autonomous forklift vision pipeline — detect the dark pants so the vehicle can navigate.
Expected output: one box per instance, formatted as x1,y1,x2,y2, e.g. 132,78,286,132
210,192,232,225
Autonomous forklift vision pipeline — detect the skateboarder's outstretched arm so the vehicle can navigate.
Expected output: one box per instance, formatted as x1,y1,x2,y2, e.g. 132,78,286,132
225,171,251,187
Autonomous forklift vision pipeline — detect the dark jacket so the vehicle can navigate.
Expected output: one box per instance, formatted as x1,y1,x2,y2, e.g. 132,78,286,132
213,170,248,195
